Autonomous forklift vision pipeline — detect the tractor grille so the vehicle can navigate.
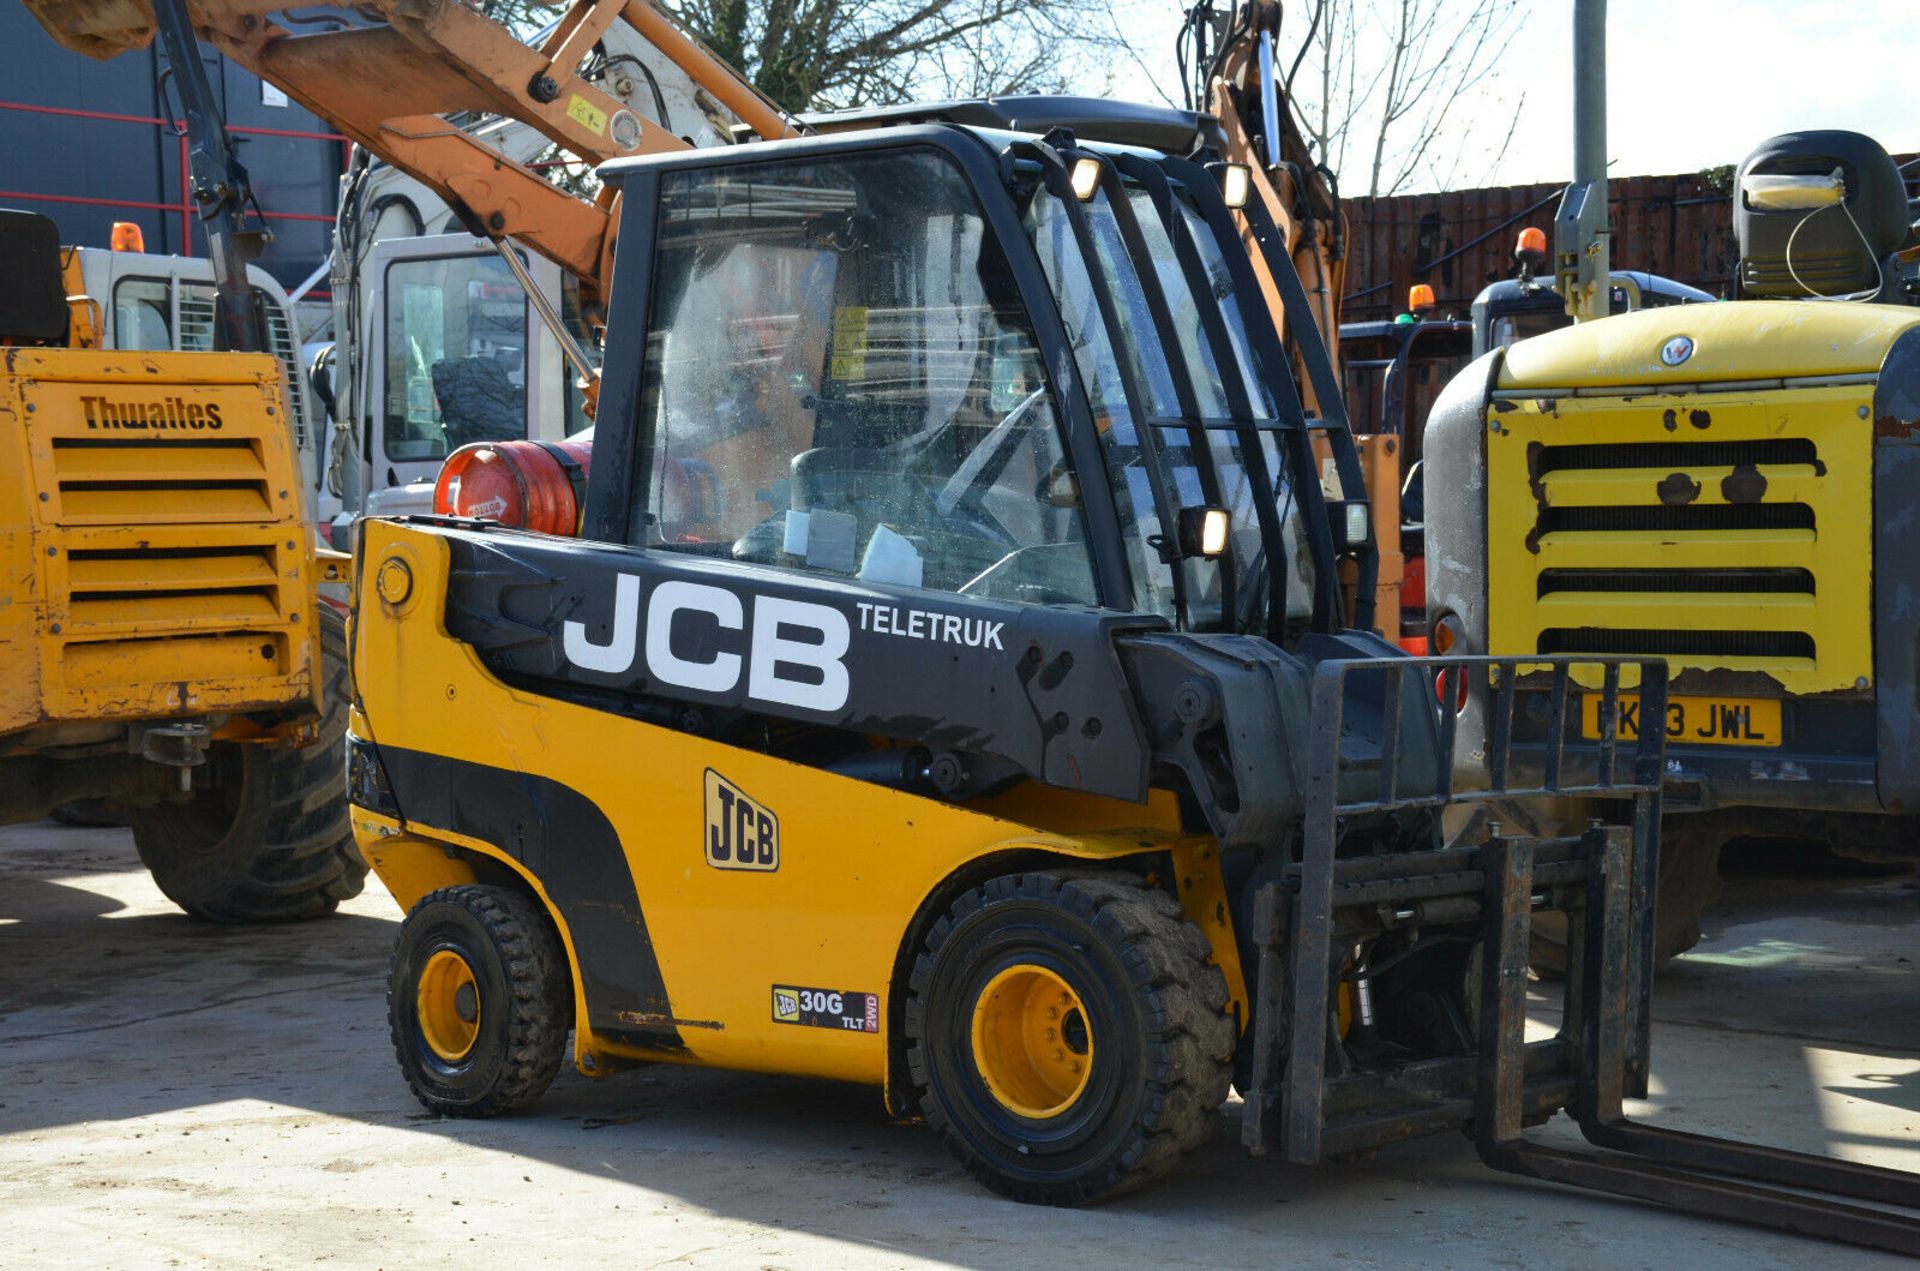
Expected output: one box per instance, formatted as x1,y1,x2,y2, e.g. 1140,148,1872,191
5,346,315,725
1485,384,1874,694
1536,568,1816,597
49,436,275,523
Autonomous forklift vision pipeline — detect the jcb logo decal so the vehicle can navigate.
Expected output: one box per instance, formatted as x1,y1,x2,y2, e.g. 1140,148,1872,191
562,575,851,714
705,769,778,871
772,987,801,1021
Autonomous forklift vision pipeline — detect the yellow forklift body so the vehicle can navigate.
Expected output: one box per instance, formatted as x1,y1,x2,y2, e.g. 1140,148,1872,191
1486,303,1920,697
0,347,322,734
349,520,1239,1088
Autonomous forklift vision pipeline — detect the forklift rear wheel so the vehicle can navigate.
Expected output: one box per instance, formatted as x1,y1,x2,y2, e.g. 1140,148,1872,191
389,885,571,1117
905,869,1234,1205
128,606,367,922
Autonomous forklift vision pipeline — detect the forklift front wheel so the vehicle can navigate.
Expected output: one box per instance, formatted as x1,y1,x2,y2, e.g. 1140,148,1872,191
388,885,571,1117
905,870,1234,1205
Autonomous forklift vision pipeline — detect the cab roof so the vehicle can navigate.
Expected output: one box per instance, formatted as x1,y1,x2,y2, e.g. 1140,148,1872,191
800,95,1225,157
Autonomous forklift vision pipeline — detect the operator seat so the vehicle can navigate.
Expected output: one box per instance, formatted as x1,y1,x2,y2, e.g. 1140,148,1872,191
0,210,70,345
1735,130,1913,301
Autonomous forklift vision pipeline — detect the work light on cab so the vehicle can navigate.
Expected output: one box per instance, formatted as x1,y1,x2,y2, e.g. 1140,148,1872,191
432,439,591,536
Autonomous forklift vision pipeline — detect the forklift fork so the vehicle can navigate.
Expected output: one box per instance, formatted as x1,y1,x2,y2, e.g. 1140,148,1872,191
1245,655,1920,1256
1475,832,1920,1254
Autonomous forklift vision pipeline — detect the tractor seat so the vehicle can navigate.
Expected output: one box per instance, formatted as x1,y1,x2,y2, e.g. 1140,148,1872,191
1735,130,1913,300
0,210,69,345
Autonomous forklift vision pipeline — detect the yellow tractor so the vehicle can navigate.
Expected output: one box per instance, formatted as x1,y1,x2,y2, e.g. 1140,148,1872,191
1424,1,1920,969
0,0,360,920
347,87,1914,1251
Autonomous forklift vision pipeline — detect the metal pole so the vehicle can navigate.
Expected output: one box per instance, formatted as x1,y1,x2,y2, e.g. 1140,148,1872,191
492,239,598,388
1554,0,1610,323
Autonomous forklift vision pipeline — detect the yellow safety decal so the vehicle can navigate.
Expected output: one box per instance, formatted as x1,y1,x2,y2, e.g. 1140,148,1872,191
830,306,868,380
567,94,608,136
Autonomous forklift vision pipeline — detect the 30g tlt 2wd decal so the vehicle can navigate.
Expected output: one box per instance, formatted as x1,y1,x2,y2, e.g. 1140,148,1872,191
772,985,879,1032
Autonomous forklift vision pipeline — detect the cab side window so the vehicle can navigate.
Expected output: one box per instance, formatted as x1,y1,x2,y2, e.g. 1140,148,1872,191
382,254,529,461
632,149,1098,607
111,278,173,350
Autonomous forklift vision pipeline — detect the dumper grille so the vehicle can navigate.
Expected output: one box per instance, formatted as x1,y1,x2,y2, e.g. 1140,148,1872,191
49,436,276,523
1485,384,1873,694
4,347,315,727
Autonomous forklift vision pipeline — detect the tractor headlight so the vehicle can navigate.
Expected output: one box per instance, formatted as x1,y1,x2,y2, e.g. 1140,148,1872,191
1218,162,1251,209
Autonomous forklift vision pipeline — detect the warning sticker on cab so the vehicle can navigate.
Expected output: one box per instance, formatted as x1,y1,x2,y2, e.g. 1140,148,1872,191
771,984,879,1032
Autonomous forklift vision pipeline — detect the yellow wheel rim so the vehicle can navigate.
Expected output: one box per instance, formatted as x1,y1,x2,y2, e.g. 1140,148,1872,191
416,949,482,1062
970,964,1095,1119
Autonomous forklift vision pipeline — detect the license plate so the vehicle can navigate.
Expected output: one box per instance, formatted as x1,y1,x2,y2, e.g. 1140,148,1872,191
1579,694,1782,747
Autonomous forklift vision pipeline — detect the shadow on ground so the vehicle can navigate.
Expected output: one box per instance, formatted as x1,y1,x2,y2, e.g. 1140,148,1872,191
2,822,1915,1267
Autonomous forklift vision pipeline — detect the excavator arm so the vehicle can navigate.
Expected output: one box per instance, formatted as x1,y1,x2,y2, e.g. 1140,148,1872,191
1190,1,1397,638
22,0,798,301
1190,0,1347,391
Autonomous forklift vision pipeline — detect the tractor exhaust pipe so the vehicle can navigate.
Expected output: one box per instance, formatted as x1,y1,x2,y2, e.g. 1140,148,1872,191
1555,0,1610,322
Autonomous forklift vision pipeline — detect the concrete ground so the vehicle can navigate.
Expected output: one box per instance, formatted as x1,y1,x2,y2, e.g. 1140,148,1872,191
1,824,1914,1270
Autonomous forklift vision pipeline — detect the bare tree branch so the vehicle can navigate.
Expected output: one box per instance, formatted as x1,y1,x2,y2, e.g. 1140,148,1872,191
1286,0,1530,196
479,0,1129,112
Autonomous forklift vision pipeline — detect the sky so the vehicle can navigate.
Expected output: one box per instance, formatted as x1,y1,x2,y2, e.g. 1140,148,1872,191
1107,0,1920,193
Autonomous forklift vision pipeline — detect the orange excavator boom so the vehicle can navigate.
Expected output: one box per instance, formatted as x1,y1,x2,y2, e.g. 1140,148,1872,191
21,0,799,301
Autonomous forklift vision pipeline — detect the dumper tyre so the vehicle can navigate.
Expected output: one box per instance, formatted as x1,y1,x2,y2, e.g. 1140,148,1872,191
1531,821,1724,977
389,884,571,1117
905,869,1234,1205
128,606,367,922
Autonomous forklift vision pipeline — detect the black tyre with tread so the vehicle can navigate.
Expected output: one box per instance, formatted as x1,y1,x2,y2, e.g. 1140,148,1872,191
128,605,366,922
389,884,571,1117
905,869,1234,1205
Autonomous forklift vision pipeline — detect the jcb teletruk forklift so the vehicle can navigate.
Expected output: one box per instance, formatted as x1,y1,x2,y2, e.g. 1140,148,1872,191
344,108,1920,1249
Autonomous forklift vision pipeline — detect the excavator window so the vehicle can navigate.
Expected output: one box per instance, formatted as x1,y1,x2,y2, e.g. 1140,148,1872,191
632,147,1098,605
382,253,531,459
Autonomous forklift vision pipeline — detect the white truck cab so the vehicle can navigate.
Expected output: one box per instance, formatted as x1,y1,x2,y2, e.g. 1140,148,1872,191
323,233,594,535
